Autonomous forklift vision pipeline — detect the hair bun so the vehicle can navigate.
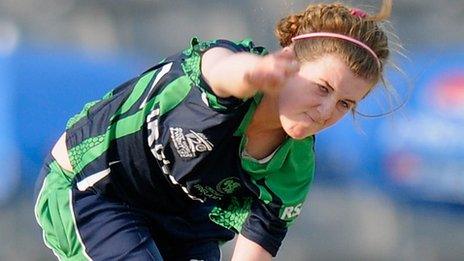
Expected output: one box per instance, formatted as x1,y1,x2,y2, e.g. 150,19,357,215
275,13,304,47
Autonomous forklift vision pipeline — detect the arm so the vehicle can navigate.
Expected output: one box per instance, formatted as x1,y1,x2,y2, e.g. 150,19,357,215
232,234,272,261
51,132,74,172
201,46,298,99
234,137,316,257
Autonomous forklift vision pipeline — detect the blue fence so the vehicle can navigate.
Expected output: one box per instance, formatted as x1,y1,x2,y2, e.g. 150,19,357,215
4,44,149,190
316,50,464,204
2,44,463,206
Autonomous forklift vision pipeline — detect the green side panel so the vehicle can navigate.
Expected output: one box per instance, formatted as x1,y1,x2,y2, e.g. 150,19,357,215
66,88,115,130
70,76,192,173
66,100,99,130
34,161,90,260
66,69,155,130
111,70,156,119
102,89,114,100
157,76,192,116
68,134,106,171
209,197,252,233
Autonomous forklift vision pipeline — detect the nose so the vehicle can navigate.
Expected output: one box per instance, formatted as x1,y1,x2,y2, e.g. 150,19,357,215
315,99,335,124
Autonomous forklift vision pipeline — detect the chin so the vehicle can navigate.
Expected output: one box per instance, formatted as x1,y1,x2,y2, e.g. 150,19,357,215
289,134,308,140
285,126,313,140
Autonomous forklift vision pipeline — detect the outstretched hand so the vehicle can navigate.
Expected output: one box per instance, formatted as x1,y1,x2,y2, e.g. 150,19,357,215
244,48,299,95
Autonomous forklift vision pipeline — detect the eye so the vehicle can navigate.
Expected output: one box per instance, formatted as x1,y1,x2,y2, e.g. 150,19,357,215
338,100,351,111
318,84,329,94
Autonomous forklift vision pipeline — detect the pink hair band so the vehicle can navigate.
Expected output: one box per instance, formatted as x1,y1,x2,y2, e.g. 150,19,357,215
350,8,368,18
292,32,381,69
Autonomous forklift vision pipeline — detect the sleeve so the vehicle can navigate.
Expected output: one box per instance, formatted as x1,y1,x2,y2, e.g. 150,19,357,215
181,37,268,111
240,136,316,256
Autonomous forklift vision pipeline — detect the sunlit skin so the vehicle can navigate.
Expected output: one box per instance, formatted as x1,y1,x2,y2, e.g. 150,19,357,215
277,54,374,139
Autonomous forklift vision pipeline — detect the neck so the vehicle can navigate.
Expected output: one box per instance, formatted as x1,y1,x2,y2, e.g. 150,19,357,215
244,94,287,159
248,94,282,135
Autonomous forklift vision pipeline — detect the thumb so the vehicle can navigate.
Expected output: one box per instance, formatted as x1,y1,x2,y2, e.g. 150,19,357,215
276,46,296,60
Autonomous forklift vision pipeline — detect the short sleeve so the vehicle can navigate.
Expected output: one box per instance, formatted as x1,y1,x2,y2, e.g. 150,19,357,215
239,136,316,256
181,37,268,111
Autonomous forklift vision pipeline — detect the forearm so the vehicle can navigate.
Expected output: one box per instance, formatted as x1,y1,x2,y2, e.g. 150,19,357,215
231,234,272,261
203,50,262,99
202,46,298,100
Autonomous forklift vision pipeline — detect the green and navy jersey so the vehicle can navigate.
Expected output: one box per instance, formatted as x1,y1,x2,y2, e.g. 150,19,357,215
63,37,315,256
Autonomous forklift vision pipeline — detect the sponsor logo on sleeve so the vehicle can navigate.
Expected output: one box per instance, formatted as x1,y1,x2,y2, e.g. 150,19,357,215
280,203,303,220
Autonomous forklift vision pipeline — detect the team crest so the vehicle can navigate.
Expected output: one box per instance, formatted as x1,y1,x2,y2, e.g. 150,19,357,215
216,177,241,194
170,127,213,158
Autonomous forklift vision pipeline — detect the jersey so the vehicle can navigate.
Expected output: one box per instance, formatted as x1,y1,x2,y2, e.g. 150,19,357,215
62,37,316,257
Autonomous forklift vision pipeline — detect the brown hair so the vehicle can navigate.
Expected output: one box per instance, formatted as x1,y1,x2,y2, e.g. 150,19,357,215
275,0,392,84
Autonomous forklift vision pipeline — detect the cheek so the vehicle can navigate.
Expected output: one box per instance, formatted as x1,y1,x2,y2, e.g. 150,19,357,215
278,87,313,113
324,111,348,128
277,90,294,116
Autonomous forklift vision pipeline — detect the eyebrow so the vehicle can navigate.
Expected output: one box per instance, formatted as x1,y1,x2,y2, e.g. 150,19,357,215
321,79,357,105
322,79,334,91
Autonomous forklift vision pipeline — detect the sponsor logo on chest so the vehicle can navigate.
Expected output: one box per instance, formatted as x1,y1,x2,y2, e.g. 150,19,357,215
193,177,242,201
146,108,205,202
169,127,214,158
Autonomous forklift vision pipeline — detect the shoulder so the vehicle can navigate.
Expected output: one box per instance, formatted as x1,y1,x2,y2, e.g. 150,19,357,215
183,37,268,56
179,37,268,111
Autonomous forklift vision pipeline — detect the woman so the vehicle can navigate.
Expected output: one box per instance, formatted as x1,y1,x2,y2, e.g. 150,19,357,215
35,0,393,260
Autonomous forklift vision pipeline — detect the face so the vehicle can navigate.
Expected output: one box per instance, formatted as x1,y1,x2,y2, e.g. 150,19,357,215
279,54,373,139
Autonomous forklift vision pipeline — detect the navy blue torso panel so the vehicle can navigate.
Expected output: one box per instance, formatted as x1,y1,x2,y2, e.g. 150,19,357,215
64,38,314,256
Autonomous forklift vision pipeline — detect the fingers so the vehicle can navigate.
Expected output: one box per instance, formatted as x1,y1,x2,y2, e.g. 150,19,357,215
284,59,300,76
276,46,296,60
244,48,300,95
273,48,299,76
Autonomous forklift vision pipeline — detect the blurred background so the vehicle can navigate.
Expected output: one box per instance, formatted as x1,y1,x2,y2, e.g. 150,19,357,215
1,0,463,260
